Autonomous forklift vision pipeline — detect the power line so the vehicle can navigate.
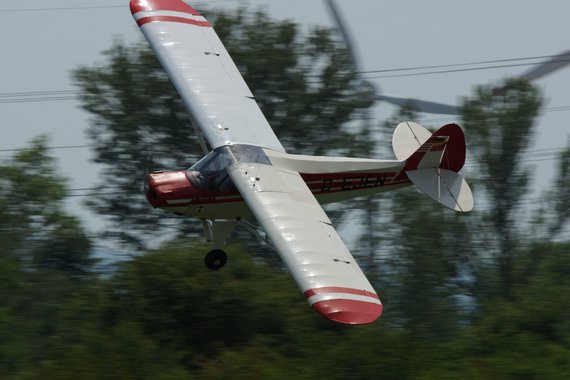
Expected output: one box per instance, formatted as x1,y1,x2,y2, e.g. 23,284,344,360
419,105,570,124
361,58,570,80
3,88,570,119
0,96,77,104
0,90,78,97
0,51,567,106
358,54,570,76
0,144,91,153
0,0,242,13
1,141,566,162
0,5,124,13
0,90,78,105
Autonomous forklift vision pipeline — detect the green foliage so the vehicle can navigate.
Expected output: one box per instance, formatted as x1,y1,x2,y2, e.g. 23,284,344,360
1,226,568,378
462,78,543,299
74,39,196,248
0,138,98,378
0,136,93,276
381,188,473,337
546,146,570,238
108,242,317,351
446,243,570,380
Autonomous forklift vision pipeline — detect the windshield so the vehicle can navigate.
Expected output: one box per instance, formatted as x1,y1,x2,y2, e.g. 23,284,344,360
190,144,271,172
190,149,235,173
187,145,271,192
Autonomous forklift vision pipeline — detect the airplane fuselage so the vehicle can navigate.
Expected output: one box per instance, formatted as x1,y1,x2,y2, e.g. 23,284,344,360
145,159,410,220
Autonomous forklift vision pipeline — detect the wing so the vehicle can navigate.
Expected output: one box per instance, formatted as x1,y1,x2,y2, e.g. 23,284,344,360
130,0,285,152
132,0,381,325
228,162,382,325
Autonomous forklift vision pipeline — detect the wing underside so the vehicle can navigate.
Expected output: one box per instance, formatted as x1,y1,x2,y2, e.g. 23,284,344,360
130,0,285,152
228,162,382,325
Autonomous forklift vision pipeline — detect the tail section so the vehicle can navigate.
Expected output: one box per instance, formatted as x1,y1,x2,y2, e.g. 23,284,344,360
393,122,474,212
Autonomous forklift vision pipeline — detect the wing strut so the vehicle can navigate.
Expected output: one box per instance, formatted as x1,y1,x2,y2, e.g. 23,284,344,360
191,121,209,154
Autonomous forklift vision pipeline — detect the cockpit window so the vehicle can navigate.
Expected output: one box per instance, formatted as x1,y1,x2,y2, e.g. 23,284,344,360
186,145,271,192
190,144,271,172
190,149,234,173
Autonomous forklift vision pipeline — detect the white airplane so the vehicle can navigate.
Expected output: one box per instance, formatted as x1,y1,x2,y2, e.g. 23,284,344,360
131,0,473,325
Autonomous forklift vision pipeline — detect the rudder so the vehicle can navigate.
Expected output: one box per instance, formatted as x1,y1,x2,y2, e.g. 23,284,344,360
393,121,474,212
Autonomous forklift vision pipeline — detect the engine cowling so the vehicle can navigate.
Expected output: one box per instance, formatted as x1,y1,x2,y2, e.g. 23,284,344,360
144,170,195,208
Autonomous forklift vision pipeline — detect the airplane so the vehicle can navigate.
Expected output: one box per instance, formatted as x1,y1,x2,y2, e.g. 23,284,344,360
130,0,473,325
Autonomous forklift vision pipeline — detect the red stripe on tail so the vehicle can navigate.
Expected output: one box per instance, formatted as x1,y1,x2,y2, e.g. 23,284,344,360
433,123,466,172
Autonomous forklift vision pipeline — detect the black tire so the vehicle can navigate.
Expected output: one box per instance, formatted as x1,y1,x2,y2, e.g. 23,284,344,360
204,249,227,270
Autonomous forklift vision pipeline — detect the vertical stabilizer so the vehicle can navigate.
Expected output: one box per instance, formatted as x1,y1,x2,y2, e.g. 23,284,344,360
394,122,474,212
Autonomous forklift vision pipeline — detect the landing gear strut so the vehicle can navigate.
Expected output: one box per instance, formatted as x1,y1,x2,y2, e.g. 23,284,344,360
201,219,236,270
204,249,227,270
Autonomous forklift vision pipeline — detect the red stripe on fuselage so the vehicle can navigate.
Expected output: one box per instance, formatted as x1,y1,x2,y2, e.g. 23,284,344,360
301,171,396,192
137,15,211,27
300,171,398,181
130,0,202,16
157,172,410,208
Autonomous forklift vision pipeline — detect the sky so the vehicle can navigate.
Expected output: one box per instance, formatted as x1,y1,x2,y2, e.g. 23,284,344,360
1,0,569,237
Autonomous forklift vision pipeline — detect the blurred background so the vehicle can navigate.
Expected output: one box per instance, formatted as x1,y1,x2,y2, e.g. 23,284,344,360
1,1,569,378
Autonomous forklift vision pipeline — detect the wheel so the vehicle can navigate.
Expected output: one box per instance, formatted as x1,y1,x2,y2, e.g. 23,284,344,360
204,249,227,270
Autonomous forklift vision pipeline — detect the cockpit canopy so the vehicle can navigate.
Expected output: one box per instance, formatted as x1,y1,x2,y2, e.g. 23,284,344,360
186,145,271,192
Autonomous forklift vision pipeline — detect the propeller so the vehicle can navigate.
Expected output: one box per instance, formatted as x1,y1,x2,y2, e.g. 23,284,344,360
323,0,570,116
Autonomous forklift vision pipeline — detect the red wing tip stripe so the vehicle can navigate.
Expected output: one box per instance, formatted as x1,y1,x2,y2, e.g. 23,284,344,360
312,299,383,325
130,0,201,16
304,287,379,300
137,15,211,28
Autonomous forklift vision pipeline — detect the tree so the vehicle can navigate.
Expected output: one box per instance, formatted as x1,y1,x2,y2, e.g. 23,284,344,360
73,7,373,249
462,78,542,299
0,137,97,378
546,146,570,238
0,136,93,277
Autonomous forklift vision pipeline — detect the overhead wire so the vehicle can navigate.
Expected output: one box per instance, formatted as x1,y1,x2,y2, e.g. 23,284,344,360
0,5,124,13
0,49,569,103
0,90,78,104
0,0,243,13
360,58,570,80
357,54,570,76
1,141,566,163
418,104,570,125
0,144,91,153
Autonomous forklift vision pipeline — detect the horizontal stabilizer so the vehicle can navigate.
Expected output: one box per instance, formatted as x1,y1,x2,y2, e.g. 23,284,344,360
406,168,474,212
392,121,432,161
